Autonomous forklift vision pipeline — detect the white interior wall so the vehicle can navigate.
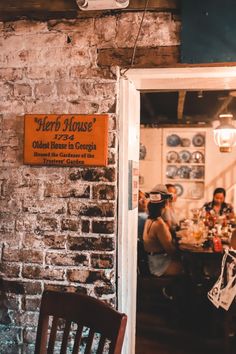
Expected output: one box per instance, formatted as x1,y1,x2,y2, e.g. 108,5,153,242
140,126,236,219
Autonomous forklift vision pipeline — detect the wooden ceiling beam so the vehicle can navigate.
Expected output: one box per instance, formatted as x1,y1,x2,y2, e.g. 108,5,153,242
128,0,180,11
214,95,234,120
0,0,180,21
0,0,77,12
177,90,186,121
0,0,78,21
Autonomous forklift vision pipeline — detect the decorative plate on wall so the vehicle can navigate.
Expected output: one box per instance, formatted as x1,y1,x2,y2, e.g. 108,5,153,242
180,138,191,147
190,166,204,179
166,134,181,147
167,151,179,163
139,143,147,160
192,133,205,147
174,183,184,197
177,166,191,179
166,165,178,179
179,150,191,163
191,151,204,163
189,183,204,199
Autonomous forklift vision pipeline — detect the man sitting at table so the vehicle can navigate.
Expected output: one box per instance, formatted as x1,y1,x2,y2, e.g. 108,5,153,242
138,190,149,241
162,183,180,233
143,184,183,277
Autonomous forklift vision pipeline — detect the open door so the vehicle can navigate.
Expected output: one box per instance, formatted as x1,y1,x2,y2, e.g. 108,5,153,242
118,76,140,354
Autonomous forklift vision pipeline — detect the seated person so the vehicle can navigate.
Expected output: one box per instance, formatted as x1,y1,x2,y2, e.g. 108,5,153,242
230,229,236,249
162,183,179,232
143,184,183,277
203,187,234,218
138,190,149,241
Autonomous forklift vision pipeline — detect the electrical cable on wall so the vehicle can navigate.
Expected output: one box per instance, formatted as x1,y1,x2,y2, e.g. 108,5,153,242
121,0,150,77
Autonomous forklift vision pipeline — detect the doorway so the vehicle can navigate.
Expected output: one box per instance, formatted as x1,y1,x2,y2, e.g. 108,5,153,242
118,66,236,354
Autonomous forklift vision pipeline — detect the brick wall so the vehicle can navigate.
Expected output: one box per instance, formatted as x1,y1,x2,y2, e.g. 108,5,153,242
0,11,180,353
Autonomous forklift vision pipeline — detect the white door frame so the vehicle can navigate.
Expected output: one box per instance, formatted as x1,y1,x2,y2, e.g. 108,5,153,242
118,66,236,354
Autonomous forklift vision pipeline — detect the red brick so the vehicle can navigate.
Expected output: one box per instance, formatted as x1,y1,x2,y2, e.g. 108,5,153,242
22,297,41,312
94,284,115,296
22,265,65,281
45,252,88,266
13,83,32,97
92,184,115,200
68,201,115,217
43,234,66,249
91,254,114,269
68,236,114,251
81,220,90,233
61,218,79,231
69,168,116,182
44,283,87,295
92,221,114,234
0,262,20,277
67,269,106,283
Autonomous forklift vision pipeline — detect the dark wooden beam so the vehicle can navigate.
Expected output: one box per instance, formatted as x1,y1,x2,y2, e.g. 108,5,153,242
177,90,186,121
0,0,76,11
0,0,78,21
98,46,180,68
128,0,180,11
0,0,180,21
214,95,233,119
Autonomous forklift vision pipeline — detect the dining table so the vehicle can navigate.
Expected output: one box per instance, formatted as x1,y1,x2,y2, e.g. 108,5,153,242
175,225,236,347
175,226,231,285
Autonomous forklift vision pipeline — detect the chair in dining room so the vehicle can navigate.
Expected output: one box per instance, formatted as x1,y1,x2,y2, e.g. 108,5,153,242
34,290,127,354
223,231,236,354
136,239,182,311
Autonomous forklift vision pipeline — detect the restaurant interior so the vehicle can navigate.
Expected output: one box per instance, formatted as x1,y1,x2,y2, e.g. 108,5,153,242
136,89,236,354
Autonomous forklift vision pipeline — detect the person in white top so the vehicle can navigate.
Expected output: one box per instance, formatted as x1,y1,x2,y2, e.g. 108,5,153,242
143,184,182,277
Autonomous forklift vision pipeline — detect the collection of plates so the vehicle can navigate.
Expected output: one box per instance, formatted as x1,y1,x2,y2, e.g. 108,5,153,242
166,165,204,179
167,133,205,147
173,183,204,199
140,132,205,200
167,150,204,163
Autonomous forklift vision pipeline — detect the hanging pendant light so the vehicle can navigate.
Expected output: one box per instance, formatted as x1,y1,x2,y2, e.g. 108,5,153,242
213,113,236,152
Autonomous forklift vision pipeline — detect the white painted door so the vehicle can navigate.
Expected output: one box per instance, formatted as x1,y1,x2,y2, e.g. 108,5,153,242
118,76,140,354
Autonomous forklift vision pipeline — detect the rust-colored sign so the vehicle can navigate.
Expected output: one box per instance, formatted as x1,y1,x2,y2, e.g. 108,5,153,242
24,114,108,166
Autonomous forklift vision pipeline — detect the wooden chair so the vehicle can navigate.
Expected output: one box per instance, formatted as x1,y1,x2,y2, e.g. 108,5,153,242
34,290,127,354
136,239,181,311
223,233,236,354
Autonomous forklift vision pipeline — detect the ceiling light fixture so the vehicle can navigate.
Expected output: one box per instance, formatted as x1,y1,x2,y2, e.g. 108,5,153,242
77,0,129,11
213,113,236,152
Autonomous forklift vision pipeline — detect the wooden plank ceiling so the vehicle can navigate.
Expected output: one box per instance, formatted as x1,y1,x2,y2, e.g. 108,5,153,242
0,0,180,21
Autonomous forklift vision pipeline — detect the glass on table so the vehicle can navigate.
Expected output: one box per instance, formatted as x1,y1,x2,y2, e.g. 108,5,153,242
190,208,202,221
190,221,207,244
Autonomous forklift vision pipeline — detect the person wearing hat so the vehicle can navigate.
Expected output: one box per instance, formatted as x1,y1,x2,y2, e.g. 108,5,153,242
138,190,149,241
143,184,182,277
162,184,179,233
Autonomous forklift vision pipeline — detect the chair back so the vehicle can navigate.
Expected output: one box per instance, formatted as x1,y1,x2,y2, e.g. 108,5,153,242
137,239,151,276
35,290,127,354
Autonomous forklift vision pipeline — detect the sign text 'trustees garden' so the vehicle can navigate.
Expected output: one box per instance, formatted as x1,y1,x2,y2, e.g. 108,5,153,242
24,114,108,166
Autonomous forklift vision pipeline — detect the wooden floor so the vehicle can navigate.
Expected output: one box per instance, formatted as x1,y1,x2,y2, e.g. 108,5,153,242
135,276,236,354
135,312,227,354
